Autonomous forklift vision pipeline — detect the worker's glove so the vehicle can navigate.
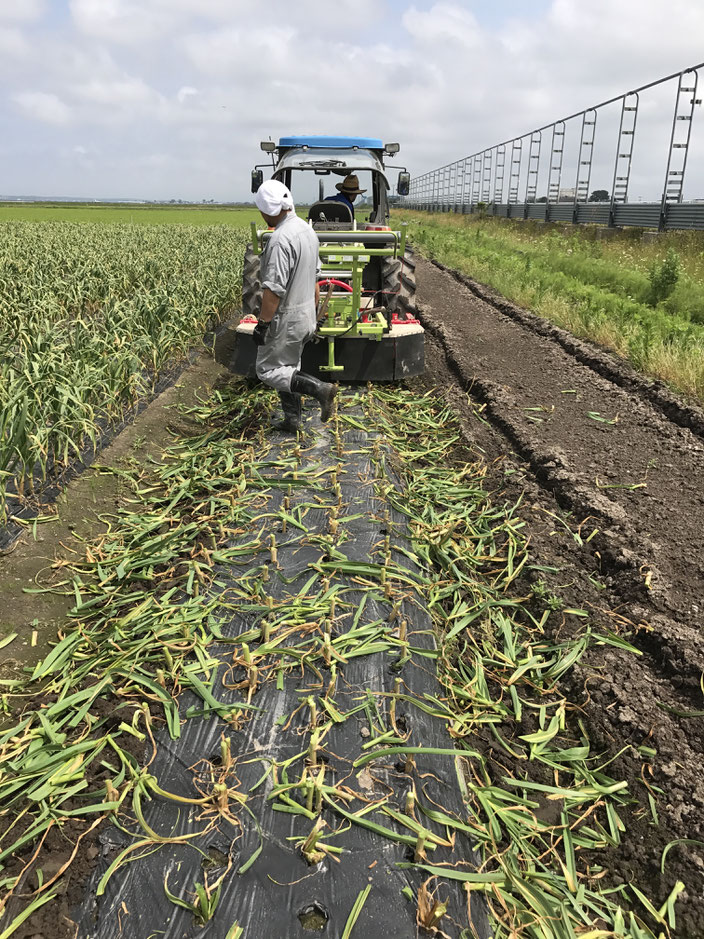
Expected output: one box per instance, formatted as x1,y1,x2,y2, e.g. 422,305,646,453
252,319,269,347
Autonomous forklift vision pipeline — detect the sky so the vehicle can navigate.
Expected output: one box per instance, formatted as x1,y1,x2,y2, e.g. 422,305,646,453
1,0,704,202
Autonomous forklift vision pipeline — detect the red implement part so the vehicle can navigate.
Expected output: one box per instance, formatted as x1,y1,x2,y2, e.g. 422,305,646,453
317,279,353,292
391,311,420,325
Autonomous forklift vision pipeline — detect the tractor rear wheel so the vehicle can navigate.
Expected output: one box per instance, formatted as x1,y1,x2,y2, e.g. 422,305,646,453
381,251,417,320
242,245,262,319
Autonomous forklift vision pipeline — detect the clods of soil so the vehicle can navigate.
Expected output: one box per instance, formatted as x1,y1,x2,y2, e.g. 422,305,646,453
415,254,704,936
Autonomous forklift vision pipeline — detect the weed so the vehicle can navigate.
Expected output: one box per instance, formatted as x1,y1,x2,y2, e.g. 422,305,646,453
529,578,563,611
648,248,681,306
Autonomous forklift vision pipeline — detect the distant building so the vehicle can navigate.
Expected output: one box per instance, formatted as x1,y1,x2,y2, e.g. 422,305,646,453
558,187,576,202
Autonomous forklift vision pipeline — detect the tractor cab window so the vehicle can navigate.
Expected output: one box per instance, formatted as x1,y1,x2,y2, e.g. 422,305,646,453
275,167,383,229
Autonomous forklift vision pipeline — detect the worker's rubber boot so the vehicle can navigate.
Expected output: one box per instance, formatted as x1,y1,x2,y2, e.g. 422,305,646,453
272,391,302,433
291,372,337,423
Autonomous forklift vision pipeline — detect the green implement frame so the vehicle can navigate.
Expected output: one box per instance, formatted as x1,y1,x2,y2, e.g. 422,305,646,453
250,221,407,373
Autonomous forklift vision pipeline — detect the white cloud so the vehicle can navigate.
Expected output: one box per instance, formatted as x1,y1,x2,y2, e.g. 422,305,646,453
154,0,245,16
177,86,198,104
68,144,96,170
72,77,158,107
13,91,72,125
69,0,168,43
70,0,379,49
182,26,298,77
69,0,250,43
503,0,704,92
273,0,379,30
0,0,45,21
134,152,172,168
0,26,28,56
403,3,481,47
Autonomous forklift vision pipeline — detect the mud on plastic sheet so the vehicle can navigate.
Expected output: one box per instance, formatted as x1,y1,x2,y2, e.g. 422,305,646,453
77,398,491,939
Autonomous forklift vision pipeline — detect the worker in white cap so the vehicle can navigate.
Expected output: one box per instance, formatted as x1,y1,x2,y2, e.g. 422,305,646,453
253,179,337,432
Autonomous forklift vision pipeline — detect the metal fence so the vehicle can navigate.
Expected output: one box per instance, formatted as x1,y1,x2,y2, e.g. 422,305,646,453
402,62,704,231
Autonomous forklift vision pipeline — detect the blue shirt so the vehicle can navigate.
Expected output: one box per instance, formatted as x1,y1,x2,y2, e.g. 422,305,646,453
324,193,355,214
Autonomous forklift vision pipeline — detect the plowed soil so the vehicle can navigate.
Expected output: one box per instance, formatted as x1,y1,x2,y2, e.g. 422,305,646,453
414,253,704,936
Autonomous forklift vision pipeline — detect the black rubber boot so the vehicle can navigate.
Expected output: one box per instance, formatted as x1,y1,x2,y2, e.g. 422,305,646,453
271,391,302,433
291,372,337,423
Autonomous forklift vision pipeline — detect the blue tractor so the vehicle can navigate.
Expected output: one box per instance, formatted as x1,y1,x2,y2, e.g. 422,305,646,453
218,135,423,382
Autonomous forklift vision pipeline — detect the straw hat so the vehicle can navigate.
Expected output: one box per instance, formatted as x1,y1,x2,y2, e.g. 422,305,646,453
335,174,367,195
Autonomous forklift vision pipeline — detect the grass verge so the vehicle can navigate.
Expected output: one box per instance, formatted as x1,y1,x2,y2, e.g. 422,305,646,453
396,210,704,403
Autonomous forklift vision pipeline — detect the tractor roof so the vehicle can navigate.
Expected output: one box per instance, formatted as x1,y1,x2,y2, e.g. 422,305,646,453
278,135,384,150
274,146,389,185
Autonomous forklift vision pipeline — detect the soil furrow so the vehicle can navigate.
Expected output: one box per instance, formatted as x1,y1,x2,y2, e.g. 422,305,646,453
413,253,704,935
429,257,704,439
416,255,703,632
418,307,704,685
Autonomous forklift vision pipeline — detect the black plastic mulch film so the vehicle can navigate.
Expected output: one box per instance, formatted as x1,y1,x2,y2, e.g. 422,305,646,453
78,400,492,939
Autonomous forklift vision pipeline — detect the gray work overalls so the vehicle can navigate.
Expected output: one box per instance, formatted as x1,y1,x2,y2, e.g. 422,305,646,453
255,213,320,392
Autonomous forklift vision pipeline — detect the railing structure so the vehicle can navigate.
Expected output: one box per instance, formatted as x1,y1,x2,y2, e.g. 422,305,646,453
403,63,704,231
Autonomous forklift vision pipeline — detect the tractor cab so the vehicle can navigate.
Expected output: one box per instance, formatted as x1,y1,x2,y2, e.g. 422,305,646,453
217,135,422,383
252,135,410,230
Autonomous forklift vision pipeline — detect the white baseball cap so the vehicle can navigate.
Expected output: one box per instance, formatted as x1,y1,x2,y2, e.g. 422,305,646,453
255,179,295,216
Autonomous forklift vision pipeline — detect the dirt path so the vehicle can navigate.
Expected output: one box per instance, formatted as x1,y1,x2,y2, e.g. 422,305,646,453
414,253,704,935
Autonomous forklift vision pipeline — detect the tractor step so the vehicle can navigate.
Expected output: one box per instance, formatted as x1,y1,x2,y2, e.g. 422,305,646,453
215,319,425,382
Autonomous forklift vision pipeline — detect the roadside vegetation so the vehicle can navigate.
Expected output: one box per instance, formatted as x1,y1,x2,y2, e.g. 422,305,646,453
397,210,704,403
0,220,247,525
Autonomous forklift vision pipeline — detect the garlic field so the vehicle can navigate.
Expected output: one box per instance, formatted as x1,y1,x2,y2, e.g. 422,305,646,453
0,222,247,526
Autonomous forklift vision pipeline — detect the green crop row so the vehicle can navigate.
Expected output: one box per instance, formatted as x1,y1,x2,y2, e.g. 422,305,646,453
0,221,248,524
397,211,704,402
0,204,260,226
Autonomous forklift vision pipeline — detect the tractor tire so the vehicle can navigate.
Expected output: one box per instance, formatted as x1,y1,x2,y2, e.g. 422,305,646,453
381,250,417,320
242,245,262,319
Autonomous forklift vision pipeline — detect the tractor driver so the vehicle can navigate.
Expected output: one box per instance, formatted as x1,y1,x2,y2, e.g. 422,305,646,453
252,179,337,433
324,174,366,218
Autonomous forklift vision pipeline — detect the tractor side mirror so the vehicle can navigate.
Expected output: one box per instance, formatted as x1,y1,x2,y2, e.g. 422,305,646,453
251,169,264,193
397,172,410,196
